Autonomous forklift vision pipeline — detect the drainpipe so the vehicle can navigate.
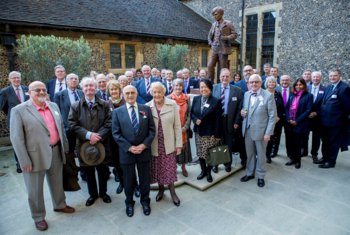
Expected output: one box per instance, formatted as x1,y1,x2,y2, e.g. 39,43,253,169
240,0,245,74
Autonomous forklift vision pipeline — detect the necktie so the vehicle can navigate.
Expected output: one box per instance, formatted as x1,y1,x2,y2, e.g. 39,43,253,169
282,88,287,106
89,101,93,110
59,82,63,91
184,80,188,94
73,90,79,101
146,79,150,94
251,92,257,97
16,87,21,103
131,106,139,132
332,84,336,91
312,86,317,102
221,86,226,113
168,83,173,93
102,92,107,101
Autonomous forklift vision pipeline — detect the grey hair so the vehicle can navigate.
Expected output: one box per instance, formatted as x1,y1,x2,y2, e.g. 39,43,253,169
80,77,97,88
264,76,277,89
150,81,166,95
9,71,21,79
172,78,184,87
66,73,79,82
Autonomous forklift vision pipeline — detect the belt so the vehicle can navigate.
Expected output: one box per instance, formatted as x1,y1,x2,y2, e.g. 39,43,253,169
50,141,60,148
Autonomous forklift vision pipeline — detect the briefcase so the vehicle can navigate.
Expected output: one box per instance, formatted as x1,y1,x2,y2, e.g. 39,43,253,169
206,145,231,166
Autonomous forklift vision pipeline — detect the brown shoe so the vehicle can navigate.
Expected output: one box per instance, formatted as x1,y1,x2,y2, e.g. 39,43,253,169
54,205,75,213
35,220,48,231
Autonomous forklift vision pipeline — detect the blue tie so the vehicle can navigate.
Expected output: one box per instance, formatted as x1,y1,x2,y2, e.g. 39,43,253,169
73,90,79,101
131,106,139,133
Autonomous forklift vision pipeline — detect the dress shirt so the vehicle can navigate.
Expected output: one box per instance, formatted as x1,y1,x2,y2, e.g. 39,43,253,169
54,79,67,94
311,85,319,102
126,103,139,123
250,89,261,106
12,85,24,102
68,88,79,104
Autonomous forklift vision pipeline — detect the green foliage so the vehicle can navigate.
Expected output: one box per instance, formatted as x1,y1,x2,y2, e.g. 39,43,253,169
16,35,92,83
156,44,189,72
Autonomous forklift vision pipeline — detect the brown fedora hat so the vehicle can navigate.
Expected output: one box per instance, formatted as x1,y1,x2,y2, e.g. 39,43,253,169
80,142,105,166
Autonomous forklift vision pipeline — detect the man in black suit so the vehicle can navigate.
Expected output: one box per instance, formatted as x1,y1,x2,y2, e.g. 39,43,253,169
212,68,243,172
182,68,198,94
112,85,155,217
96,73,109,101
46,65,67,101
318,69,350,168
0,71,29,173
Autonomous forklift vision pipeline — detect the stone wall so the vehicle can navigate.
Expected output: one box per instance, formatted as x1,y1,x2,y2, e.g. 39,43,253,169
0,45,9,138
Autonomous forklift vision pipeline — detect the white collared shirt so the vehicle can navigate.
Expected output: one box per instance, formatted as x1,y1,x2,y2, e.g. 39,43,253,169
126,102,139,123
54,79,67,93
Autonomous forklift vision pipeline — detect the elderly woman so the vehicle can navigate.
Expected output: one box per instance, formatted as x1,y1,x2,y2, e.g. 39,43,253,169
168,79,192,177
265,76,284,163
118,75,129,90
106,80,125,194
285,78,313,169
146,82,182,206
191,79,222,183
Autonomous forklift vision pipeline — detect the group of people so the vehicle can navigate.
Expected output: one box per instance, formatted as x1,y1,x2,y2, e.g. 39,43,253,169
1,62,349,231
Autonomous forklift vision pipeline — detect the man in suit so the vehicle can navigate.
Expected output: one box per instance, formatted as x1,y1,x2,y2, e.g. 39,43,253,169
318,69,350,168
10,81,74,231
207,6,237,83
212,68,243,172
234,65,253,92
306,71,325,163
163,69,174,95
240,74,276,187
112,85,155,217
47,65,67,101
96,73,109,101
183,68,199,94
270,67,280,85
303,69,313,87
0,71,29,173
261,63,271,89
135,65,161,104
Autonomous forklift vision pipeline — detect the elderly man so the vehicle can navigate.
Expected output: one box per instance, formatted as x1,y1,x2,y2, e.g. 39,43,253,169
261,63,271,88
69,77,112,206
163,70,174,95
212,68,243,172
240,74,276,187
160,69,167,81
303,69,312,86
10,81,74,231
176,70,183,80
318,69,350,168
182,68,198,94
207,6,237,83
106,73,116,81
112,85,155,217
234,65,253,92
47,65,67,101
0,71,29,173
270,67,280,84
96,73,109,101
135,65,160,104
125,70,134,85
199,69,208,80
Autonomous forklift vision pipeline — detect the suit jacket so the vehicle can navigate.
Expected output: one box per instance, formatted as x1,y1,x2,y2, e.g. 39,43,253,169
191,95,222,138
208,19,237,55
242,89,277,140
234,79,249,93
10,100,68,172
308,84,325,112
320,81,350,127
96,90,110,101
0,85,29,127
112,103,155,164
285,92,313,134
135,77,161,104
53,89,83,131
212,84,243,134
146,98,182,156
47,78,66,101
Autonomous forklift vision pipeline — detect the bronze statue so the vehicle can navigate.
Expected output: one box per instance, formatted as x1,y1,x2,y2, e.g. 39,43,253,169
208,6,237,83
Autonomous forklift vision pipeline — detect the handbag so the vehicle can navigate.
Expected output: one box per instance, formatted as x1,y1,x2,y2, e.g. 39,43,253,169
206,144,231,166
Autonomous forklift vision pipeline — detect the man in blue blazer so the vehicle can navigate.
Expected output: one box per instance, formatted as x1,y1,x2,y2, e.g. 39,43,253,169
318,69,350,168
112,85,155,217
135,65,160,104
0,71,29,173
234,65,253,92
96,73,109,101
182,68,199,94
46,65,67,101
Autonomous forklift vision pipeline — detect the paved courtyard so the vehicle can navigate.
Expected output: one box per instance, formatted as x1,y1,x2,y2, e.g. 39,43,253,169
1,137,350,235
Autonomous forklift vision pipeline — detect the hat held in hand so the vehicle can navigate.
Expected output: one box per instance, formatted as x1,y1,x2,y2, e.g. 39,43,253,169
80,142,105,166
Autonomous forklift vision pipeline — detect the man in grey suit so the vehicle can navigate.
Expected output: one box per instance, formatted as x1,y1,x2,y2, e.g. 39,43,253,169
10,81,75,231
240,74,276,187
212,68,243,172
112,85,155,217
0,71,29,173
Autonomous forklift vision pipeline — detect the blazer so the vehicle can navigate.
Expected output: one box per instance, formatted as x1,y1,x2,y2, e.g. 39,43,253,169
320,81,350,127
0,85,29,127
212,84,243,134
47,78,66,101
285,92,313,134
208,19,236,55
96,90,110,101
135,77,161,104
308,84,325,112
146,98,182,156
10,100,68,172
183,78,199,94
191,95,222,138
112,103,156,164
242,89,277,140
53,89,83,131
234,79,249,93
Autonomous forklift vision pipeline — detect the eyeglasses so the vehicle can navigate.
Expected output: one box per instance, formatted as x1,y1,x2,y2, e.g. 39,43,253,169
249,81,260,84
31,88,47,93
244,69,253,72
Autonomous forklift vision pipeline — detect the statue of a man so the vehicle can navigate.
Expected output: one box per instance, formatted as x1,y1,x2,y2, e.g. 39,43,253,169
208,6,237,83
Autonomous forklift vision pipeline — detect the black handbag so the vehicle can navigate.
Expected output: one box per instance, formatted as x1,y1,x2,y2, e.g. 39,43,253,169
206,144,231,166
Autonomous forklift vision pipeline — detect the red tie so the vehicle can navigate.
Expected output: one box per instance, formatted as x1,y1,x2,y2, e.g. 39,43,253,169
16,87,21,103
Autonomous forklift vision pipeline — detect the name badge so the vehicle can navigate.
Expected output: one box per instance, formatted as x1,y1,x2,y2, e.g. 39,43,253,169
319,90,324,94
232,97,237,101
331,94,337,99
54,111,59,116
190,86,194,89
204,103,210,108
258,96,264,101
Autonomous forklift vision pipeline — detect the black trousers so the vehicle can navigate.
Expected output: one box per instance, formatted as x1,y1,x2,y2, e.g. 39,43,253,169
310,121,322,156
221,116,234,167
283,121,293,158
321,126,342,165
83,164,109,198
121,161,150,207
66,130,77,153
288,130,307,164
266,120,283,157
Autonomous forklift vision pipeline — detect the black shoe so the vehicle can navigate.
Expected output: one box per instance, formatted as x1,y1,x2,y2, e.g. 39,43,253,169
173,199,180,207
313,158,325,164
225,166,232,172
156,191,164,202
142,205,151,216
257,178,265,187
212,166,219,173
241,161,247,168
207,173,213,183
197,171,207,180
319,162,335,169
270,153,277,158
116,184,124,194
295,162,301,169
285,160,295,166
240,175,255,182
126,206,134,217
16,165,22,173
112,168,120,182
101,194,111,203
134,186,140,198
266,158,272,164
85,197,97,207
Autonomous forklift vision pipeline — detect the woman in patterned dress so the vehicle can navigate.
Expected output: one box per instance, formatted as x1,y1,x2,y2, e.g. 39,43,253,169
146,82,182,206
168,79,192,177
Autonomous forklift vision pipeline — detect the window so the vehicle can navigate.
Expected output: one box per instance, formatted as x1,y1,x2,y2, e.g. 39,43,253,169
261,12,276,71
125,44,135,68
245,14,258,68
109,43,137,69
110,43,121,69
201,49,209,68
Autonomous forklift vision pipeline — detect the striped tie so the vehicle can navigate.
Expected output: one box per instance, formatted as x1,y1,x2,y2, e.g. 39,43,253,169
89,102,93,110
146,79,150,94
59,82,63,91
168,83,173,93
221,86,226,113
16,87,21,103
102,92,107,101
131,106,139,132
73,90,79,101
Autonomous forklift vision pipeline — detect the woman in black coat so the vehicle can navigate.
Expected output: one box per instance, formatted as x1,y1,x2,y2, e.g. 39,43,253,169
285,78,313,169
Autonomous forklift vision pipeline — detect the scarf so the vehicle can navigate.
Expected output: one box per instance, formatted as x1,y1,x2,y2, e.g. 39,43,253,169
289,90,303,121
170,92,189,144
